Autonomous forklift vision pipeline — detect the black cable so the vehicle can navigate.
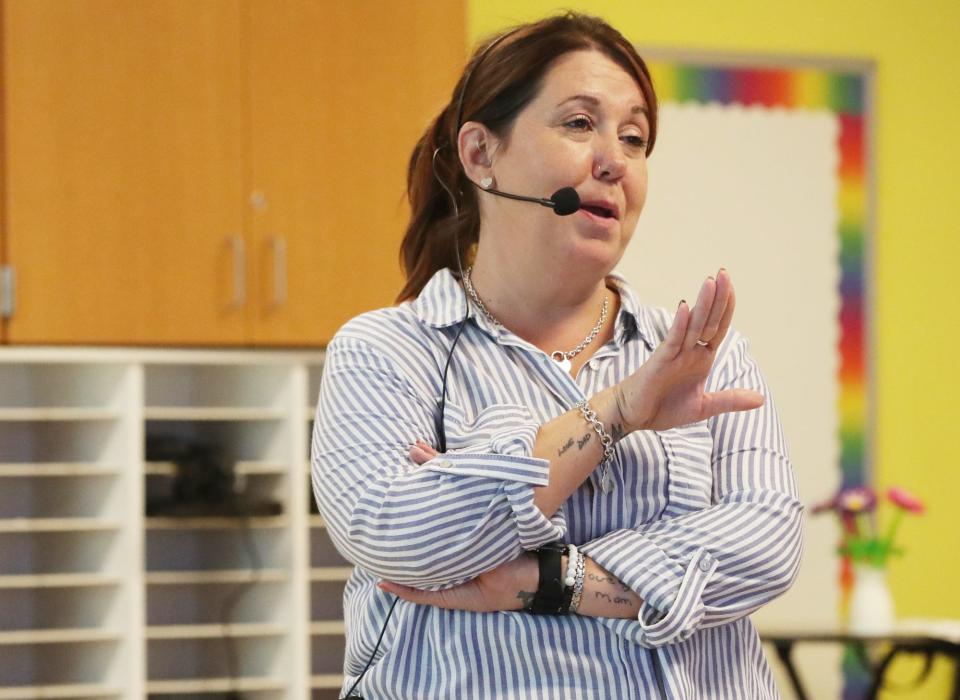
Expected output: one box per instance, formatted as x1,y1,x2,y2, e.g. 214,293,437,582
341,34,505,696
340,595,400,699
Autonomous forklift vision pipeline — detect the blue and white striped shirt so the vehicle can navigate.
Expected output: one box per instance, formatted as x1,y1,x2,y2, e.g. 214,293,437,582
312,267,803,699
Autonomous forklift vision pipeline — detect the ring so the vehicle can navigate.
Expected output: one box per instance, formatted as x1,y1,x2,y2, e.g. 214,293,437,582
696,339,709,347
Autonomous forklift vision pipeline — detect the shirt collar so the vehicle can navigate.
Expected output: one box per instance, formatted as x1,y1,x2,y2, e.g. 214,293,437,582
411,267,656,350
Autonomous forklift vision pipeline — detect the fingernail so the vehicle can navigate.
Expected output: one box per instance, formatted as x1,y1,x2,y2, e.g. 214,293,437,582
678,299,686,308
708,276,714,281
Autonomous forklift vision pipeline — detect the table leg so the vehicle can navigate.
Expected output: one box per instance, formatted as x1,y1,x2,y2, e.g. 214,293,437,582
772,640,808,700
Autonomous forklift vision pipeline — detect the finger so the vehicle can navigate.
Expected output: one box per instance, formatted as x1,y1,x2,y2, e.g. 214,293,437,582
712,282,737,348
699,269,730,345
409,445,434,464
701,388,765,419
416,439,439,458
378,581,437,606
659,300,691,360
683,277,717,351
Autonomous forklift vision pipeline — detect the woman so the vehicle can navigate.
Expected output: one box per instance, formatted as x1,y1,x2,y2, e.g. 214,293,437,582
312,13,803,699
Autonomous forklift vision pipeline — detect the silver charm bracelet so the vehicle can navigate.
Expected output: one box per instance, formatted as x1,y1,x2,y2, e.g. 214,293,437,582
575,398,616,493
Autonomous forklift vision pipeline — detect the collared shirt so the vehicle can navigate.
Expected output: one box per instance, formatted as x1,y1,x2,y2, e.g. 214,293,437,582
311,267,803,699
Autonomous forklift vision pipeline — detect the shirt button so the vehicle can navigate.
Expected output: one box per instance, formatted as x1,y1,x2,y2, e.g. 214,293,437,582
435,460,453,469
588,359,600,370
699,554,714,572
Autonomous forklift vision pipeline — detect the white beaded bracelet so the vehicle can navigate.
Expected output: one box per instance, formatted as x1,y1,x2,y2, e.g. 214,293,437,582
564,544,579,588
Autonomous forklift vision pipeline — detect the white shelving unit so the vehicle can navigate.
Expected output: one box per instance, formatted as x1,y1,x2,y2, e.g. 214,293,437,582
0,348,347,700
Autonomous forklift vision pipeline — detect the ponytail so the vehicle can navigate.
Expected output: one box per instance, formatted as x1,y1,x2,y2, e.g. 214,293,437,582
396,101,479,302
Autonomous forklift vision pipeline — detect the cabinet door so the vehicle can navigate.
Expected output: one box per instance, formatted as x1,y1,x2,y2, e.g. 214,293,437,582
248,0,466,345
3,0,250,344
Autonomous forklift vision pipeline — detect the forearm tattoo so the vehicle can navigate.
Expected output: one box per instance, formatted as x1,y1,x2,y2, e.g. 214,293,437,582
591,591,633,606
516,590,535,609
587,571,631,593
558,432,592,457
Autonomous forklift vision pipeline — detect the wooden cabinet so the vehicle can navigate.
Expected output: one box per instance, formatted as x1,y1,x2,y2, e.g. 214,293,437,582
1,0,465,346
2,0,251,345
247,0,465,344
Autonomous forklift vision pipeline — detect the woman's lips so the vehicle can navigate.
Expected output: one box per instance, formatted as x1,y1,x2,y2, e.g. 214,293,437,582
578,207,618,230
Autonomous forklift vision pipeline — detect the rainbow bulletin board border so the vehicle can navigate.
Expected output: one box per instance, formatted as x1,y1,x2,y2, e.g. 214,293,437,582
646,61,869,698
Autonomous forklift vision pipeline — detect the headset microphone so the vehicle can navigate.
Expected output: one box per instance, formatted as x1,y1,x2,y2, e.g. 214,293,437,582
480,185,581,216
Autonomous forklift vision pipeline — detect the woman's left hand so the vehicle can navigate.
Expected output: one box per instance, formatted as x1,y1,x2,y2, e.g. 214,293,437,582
380,439,538,612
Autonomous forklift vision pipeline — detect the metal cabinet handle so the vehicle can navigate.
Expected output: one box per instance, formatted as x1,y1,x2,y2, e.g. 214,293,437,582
228,236,246,309
270,235,288,308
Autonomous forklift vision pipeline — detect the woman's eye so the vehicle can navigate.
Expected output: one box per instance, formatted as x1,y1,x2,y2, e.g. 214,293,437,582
564,116,593,131
622,134,648,149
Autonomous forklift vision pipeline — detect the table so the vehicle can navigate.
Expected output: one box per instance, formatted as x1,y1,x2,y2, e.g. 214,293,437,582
761,621,960,700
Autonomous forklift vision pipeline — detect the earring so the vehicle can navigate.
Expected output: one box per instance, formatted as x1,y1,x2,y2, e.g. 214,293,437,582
480,176,494,189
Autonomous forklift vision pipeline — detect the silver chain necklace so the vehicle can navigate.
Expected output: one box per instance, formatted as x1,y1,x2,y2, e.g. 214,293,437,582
462,266,608,373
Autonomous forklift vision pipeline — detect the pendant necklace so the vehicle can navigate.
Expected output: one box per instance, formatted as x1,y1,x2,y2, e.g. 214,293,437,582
462,266,608,373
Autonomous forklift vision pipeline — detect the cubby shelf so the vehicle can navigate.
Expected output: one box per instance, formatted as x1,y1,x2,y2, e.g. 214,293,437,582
310,675,345,689
0,518,120,533
309,568,353,582
0,683,121,699
0,574,122,589
0,408,120,422
144,516,288,530
144,569,288,585
146,623,287,640
0,628,121,645
145,460,285,476
0,463,120,477
310,621,346,636
143,407,286,422
0,349,333,700
145,678,286,694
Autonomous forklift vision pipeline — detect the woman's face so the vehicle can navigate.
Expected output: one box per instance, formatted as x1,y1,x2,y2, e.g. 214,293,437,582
481,49,650,274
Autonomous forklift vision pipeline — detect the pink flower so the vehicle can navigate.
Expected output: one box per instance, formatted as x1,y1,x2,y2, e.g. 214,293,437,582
837,486,876,513
888,487,925,514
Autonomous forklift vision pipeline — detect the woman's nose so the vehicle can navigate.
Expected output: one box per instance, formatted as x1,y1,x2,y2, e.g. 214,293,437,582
592,136,627,181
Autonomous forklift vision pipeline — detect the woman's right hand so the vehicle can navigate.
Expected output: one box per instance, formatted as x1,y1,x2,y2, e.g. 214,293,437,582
613,268,764,433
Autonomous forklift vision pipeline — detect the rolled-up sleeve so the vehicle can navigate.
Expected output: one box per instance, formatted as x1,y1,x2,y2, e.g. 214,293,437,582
580,333,804,647
311,333,565,589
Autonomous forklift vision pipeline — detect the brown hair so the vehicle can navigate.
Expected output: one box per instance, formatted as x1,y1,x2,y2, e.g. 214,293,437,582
396,12,658,302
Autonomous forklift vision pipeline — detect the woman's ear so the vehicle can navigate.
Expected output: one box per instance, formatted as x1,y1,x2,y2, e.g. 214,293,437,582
457,121,499,188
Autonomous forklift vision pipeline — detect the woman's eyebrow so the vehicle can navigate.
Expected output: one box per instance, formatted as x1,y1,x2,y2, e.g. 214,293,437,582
555,93,648,117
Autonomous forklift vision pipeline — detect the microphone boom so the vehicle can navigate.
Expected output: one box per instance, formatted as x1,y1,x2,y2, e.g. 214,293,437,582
480,184,580,216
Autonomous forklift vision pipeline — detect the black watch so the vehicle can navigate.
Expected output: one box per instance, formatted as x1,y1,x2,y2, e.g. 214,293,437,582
529,543,568,615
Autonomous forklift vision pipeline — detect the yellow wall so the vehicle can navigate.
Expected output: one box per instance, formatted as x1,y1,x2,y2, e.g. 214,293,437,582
469,1,960,695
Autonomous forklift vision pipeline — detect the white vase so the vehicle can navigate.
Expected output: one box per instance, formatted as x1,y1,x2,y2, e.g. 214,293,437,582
848,564,895,635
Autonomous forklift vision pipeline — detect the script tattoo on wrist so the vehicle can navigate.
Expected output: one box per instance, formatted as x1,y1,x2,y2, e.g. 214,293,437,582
587,572,631,592
593,591,633,607
576,432,591,449
558,437,575,457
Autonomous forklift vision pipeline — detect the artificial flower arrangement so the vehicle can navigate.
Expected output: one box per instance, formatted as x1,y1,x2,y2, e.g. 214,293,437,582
811,486,925,567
